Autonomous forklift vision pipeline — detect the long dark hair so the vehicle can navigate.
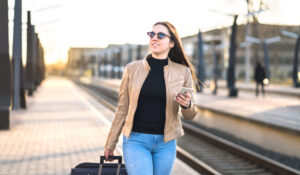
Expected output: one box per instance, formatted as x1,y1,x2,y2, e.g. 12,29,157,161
153,21,200,90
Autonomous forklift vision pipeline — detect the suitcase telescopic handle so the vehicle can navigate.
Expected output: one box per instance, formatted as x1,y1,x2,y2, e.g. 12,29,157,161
99,156,122,175
100,156,122,164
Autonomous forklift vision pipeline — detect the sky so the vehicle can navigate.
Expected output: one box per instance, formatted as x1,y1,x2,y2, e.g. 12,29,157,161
7,0,300,65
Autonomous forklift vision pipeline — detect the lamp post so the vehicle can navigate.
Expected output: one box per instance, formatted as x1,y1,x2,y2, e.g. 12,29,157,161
227,15,238,97
12,0,26,109
128,45,133,64
118,47,122,79
111,50,116,79
197,30,205,92
137,45,142,60
281,30,300,87
0,0,12,129
25,12,36,96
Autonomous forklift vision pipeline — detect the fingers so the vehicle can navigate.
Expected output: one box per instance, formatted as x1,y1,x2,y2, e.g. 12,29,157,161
108,152,114,162
176,95,185,105
104,149,114,162
176,92,191,101
179,92,191,99
104,150,109,161
176,92,191,106
185,92,191,98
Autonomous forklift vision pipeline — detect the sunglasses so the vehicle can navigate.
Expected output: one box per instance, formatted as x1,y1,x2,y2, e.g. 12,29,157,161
147,31,172,40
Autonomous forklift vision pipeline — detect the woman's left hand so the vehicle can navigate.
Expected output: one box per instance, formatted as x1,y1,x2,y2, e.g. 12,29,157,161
176,92,191,108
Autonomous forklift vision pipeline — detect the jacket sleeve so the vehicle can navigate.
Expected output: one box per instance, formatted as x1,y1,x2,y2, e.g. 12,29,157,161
180,67,197,120
105,65,130,151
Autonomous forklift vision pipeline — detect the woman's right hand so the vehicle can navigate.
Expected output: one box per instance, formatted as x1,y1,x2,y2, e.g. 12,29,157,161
104,148,114,161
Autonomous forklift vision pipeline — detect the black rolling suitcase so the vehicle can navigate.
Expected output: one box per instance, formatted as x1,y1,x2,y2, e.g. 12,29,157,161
71,156,127,175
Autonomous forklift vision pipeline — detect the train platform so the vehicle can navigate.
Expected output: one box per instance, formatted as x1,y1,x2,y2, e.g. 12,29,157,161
215,80,300,98
0,77,198,175
82,77,300,134
194,85,300,134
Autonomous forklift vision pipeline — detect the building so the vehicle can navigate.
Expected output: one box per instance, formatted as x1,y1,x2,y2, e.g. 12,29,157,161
66,47,102,77
68,23,300,83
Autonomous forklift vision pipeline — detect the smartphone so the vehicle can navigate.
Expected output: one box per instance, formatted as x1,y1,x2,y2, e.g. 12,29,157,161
180,87,193,95
174,87,194,101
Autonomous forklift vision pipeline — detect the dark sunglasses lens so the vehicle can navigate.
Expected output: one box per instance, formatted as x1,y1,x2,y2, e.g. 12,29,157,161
147,32,155,38
157,33,165,39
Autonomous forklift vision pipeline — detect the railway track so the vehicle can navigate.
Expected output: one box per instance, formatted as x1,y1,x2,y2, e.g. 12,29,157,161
75,81,300,175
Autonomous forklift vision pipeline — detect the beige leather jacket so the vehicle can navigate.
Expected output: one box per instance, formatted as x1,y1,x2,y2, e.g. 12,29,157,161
105,57,198,151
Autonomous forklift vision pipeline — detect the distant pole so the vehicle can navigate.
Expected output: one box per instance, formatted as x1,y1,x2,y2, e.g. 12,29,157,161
98,61,101,77
212,44,218,95
104,53,107,78
32,31,37,91
128,46,132,63
118,48,122,78
39,43,45,82
244,19,251,83
293,37,300,87
35,35,42,85
12,0,22,109
137,45,142,60
262,41,270,80
0,0,12,129
25,12,34,96
227,15,239,97
39,36,45,84
197,30,205,92
281,30,300,87
111,52,115,79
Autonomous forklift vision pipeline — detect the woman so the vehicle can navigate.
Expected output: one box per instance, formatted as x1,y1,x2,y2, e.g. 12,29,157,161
104,21,198,175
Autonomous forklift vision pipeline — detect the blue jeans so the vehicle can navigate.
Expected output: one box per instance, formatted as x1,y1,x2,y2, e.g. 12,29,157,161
122,132,177,175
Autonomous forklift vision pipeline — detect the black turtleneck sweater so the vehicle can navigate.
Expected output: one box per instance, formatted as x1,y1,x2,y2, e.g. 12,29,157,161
132,56,168,135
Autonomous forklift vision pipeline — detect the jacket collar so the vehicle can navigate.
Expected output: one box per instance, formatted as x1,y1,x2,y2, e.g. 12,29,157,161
142,55,173,71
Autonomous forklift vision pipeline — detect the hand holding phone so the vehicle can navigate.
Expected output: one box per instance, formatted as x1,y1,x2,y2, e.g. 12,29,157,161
179,87,193,95
174,87,193,101
176,87,193,107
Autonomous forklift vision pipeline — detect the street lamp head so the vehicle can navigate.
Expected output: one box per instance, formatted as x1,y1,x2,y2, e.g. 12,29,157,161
281,30,298,39
265,36,281,44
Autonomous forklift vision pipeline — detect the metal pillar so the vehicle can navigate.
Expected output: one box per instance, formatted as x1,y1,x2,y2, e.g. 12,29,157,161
137,45,142,60
36,35,42,85
35,34,44,86
98,61,102,77
128,46,132,63
25,12,34,96
281,30,300,87
104,53,107,78
227,15,238,97
262,41,270,80
244,21,251,83
212,44,218,95
197,30,205,92
293,37,300,87
32,31,38,91
111,52,115,79
0,0,12,129
12,0,25,109
118,48,122,79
